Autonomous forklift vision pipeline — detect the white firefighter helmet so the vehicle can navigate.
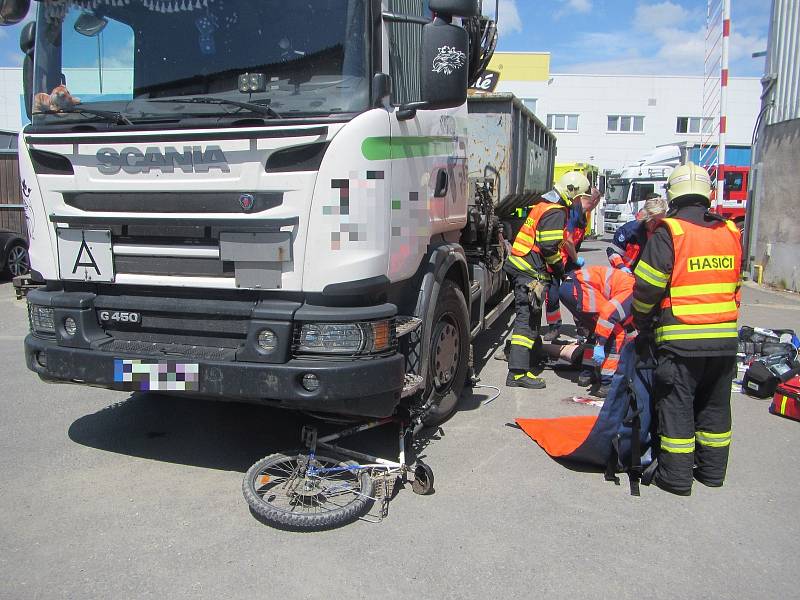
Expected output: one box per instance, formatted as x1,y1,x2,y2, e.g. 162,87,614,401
555,171,591,201
665,162,712,205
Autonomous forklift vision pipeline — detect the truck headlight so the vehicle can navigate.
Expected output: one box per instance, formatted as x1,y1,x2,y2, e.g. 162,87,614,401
28,305,55,335
296,320,394,356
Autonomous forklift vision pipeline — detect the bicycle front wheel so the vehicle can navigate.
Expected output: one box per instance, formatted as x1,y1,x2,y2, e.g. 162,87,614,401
243,452,375,531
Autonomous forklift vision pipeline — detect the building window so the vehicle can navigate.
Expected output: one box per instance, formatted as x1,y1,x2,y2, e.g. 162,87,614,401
607,115,644,133
521,98,537,114
676,116,715,134
547,113,578,132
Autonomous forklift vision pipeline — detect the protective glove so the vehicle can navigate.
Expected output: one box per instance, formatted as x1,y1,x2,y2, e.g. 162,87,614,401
574,256,585,268
620,266,632,274
592,343,605,365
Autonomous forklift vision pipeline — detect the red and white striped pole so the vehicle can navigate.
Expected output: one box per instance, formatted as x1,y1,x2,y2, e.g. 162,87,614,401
716,0,730,209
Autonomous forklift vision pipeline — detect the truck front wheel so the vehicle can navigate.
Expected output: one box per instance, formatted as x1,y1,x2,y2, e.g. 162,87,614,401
421,280,469,426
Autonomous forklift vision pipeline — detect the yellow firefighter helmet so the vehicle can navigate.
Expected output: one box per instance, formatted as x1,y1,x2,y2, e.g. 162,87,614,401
555,171,591,201
665,162,712,205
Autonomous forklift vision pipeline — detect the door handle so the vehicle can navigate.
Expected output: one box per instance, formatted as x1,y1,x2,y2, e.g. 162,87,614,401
434,169,448,197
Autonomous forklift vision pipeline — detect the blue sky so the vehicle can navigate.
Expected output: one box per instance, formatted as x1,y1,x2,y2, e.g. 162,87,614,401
0,1,771,76
492,0,770,76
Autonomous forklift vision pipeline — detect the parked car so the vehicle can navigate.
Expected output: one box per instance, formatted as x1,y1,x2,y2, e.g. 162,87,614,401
1,229,29,278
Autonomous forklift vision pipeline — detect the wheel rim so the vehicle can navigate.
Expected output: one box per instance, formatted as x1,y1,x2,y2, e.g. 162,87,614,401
431,315,461,393
251,455,367,516
7,245,29,277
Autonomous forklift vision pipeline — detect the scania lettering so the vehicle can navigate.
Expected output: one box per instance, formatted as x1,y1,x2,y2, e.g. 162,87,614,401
8,0,556,427
96,146,230,174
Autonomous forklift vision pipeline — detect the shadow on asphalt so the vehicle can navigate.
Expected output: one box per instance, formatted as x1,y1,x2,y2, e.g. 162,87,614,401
68,393,445,474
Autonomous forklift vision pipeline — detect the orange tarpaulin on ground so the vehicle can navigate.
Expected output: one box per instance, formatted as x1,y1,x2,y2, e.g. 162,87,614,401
516,416,598,457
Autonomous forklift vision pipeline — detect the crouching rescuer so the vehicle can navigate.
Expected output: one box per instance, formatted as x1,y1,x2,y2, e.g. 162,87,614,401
504,171,590,389
632,163,742,495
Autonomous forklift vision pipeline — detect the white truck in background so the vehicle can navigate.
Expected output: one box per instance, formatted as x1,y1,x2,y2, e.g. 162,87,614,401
4,0,556,426
601,144,682,235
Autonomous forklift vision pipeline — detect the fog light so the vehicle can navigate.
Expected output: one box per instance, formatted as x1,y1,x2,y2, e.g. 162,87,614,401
64,317,77,337
35,351,47,368
257,329,278,352
301,373,320,392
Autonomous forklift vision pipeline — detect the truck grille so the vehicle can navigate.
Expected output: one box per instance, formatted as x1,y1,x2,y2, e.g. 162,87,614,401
98,338,237,361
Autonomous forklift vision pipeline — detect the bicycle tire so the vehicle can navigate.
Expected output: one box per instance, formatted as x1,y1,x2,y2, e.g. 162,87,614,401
242,452,375,531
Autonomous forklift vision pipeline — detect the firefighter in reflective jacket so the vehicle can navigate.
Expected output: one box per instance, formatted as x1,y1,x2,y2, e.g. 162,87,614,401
504,171,590,389
632,162,742,495
559,265,635,397
543,188,602,342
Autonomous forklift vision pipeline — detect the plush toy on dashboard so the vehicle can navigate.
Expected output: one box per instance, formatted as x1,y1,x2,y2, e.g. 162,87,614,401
33,85,81,113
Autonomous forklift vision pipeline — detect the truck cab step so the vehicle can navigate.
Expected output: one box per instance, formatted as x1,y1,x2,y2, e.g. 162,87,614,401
396,316,423,338
401,373,424,398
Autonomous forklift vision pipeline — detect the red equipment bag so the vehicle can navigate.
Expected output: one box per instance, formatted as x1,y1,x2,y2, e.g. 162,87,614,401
770,375,800,422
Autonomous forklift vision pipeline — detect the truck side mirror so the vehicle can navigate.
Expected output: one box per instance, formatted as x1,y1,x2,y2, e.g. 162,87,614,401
20,20,33,118
0,0,30,25
420,17,468,110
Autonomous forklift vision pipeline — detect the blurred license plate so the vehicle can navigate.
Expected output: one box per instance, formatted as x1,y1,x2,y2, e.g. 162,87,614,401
113,359,199,392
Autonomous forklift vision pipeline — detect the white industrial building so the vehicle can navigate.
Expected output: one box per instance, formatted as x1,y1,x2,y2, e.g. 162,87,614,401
485,52,762,172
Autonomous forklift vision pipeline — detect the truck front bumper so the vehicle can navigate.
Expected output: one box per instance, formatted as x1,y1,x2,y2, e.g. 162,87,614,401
25,335,405,418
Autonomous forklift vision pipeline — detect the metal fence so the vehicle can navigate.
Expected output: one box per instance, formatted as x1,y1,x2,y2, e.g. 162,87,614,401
0,150,25,236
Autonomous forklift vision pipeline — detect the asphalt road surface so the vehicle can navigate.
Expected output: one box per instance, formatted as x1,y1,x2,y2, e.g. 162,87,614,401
1,240,798,599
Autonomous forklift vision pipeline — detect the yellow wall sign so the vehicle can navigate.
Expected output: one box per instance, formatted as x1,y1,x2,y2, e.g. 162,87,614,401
687,255,736,272
486,52,551,82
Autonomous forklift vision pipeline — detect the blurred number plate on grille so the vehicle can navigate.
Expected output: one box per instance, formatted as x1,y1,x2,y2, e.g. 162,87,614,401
56,229,114,282
113,359,199,392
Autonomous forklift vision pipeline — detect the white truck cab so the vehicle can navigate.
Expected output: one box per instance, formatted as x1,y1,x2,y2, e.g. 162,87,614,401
3,0,555,425
601,144,681,235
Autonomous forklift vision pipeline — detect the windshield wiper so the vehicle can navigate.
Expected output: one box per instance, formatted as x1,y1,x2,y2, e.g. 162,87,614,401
35,106,133,126
148,97,281,119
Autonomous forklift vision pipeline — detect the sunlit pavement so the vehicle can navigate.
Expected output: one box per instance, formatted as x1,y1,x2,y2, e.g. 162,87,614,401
1,243,798,599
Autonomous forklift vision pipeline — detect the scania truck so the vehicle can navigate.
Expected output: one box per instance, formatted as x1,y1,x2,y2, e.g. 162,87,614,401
3,0,556,425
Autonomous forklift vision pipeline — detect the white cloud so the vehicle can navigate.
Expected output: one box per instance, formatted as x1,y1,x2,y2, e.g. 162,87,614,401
555,0,593,19
634,1,690,29
494,0,523,35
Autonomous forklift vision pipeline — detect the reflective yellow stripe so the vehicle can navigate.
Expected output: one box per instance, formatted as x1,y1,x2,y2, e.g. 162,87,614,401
663,218,684,235
515,230,535,245
633,298,655,313
544,253,562,265
725,220,739,234
508,255,536,275
671,300,738,316
512,241,531,254
634,260,670,288
670,282,739,297
511,334,534,349
696,430,732,447
781,396,788,414
536,229,564,242
655,322,739,342
660,435,695,453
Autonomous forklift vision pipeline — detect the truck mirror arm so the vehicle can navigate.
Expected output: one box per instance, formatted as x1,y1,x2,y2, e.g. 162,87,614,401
397,101,429,122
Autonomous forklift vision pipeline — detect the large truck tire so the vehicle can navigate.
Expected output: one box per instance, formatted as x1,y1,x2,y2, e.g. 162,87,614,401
422,280,470,426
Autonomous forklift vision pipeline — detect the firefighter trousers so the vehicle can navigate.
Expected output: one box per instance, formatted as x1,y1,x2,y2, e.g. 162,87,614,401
653,352,735,491
508,273,545,372
545,280,562,327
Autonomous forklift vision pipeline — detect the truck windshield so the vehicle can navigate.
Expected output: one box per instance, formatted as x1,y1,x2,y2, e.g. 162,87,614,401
605,180,630,205
31,0,370,127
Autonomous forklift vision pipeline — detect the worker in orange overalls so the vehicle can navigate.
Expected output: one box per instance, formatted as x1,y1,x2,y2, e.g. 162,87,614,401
558,265,636,398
